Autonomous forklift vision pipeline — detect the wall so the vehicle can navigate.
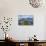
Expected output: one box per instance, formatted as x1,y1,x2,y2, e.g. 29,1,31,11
8,13,45,40
44,15,46,40
0,0,46,40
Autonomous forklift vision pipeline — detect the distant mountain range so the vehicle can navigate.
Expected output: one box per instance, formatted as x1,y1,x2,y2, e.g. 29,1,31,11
19,18,33,21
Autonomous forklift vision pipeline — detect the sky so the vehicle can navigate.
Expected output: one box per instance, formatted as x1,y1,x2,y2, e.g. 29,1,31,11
18,15,33,19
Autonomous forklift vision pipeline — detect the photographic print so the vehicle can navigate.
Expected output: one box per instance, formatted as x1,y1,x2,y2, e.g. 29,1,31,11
18,15,33,25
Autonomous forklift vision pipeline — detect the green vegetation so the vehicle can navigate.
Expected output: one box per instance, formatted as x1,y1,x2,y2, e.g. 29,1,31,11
23,21,29,25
